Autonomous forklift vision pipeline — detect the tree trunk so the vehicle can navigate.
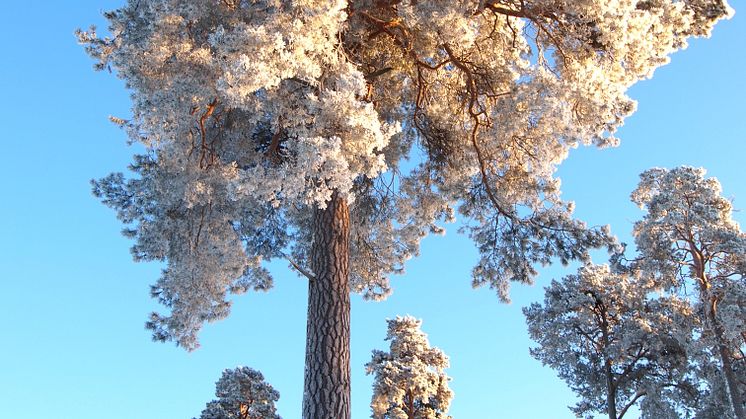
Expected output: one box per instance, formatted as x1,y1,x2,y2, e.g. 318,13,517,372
405,389,415,419
599,302,617,419
692,248,744,419
709,299,745,419
605,357,617,419
302,193,351,419
719,340,745,419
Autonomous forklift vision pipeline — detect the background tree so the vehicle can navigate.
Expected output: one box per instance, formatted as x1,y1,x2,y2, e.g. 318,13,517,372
630,166,746,418
366,316,453,419
197,367,281,419
524,264,698,419
78,1,731,417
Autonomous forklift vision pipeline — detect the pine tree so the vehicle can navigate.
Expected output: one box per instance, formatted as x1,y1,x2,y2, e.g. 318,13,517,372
524,264,698,419
630,166,746,418
366,316,452,419
197,367,281,419
78,2,732,417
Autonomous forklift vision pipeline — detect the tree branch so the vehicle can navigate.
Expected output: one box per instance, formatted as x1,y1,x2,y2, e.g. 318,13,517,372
284,254,316,281
618,391,646,419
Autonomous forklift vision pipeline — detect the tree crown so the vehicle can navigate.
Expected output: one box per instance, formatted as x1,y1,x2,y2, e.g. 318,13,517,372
525,264,698,418
79,0,732,349
197,366,281,419
366,316,453,419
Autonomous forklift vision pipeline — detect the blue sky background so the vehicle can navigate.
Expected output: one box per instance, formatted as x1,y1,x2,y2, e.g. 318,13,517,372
0,2,743,418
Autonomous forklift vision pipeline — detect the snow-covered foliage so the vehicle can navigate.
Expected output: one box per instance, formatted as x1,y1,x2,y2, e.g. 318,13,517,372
629,166,746,417
197,367,281,419
524,264,698,419
366,316,452,419
632,167,746,290
79,0,731,349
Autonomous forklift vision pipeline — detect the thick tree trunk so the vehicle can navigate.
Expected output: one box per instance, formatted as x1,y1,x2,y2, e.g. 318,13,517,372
302,194,351,419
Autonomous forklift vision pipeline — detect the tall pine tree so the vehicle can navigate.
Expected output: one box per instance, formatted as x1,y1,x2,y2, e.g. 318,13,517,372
631,166,746,418
79,2,731,417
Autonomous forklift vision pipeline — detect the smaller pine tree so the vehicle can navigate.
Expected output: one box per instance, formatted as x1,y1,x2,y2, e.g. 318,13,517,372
524,264,697,419
366,316,453,419
197,367,281,419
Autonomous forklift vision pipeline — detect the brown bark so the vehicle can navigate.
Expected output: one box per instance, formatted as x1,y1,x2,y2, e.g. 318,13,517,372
405,389,415,419
302,193,352,419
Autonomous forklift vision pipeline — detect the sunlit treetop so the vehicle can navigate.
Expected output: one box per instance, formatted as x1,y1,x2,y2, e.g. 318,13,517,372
79,0,732,349
630,166,746,344
631,166,746,285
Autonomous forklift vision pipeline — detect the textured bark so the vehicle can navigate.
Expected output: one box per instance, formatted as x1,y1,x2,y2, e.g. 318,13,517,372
302,193,351,419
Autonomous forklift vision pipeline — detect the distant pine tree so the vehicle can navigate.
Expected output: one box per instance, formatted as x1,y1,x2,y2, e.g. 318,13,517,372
366,316,452,419
525,264,697,419
630,167,746,418
197,367,280,419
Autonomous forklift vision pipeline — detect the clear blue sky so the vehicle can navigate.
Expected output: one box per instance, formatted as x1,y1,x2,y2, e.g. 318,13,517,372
0,2,743,418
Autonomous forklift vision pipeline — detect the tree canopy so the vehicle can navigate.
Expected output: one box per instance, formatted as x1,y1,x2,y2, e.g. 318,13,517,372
630,166,746,418
525,264,698,419
78,1,732,417
526,166,746,418
79,0,732,350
